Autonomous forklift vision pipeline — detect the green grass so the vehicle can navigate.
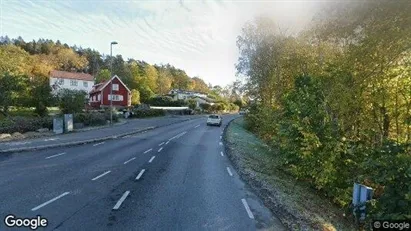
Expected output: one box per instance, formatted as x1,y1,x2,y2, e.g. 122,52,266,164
225,117,356,231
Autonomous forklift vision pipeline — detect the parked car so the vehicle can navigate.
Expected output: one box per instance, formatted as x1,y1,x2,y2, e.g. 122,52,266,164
207,114,222,126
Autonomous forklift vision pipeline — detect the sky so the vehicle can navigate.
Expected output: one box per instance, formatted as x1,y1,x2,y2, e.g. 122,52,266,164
1,0,321,87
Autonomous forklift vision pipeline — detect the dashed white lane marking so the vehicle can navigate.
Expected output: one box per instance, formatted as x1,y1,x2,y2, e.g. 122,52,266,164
219,142,223,146
226,167,233,176
158,147,163,152
220,135,222,139
93,142,105,147
158,142,165,146
148,156,156,163
144,148,152,154
123,135,130,138
31,192,70,211
220,151,224,157
194,125,200,128
92,171,111,181
165,140,170,145
113,191,130,210
124,157,136,165
44,138,59,141
45,152,66,159
241,199,255,219
135,169,146,180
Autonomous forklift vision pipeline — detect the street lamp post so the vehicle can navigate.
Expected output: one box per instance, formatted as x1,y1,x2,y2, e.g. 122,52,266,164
110,41,118,125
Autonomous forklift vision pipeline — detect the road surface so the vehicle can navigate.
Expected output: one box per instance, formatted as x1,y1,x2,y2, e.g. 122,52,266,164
0,115,285,230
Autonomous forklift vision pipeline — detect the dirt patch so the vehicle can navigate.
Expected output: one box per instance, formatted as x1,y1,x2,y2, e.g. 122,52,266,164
223,117,355,231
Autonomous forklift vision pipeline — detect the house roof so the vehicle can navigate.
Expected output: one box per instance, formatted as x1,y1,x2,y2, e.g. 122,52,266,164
89,75,131,94
50,70,94,81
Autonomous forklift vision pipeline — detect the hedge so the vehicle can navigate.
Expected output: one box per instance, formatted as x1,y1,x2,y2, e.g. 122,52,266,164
130,109,165,118
73,111,119,126
0,116,53,134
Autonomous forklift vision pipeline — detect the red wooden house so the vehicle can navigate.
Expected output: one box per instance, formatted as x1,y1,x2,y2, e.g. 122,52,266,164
89,75,131,109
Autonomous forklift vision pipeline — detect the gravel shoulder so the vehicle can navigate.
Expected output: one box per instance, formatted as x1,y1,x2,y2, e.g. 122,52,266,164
224,117,356,231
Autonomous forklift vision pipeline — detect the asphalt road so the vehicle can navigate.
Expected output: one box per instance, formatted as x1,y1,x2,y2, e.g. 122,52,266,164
0,115,285,231
0,115,204,152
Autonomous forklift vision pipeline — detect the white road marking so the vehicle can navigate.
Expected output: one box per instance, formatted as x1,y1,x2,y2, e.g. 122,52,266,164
135,169,146,180
158,147,163,152
221,131,223,135
220,151,224,157
123,135,130,138
158,142,165,146
144,148,152,154
45,152,66,159
31,192,70,211
44,138,59,141
165,140,170,145
241,199,255,219
112,191,130,210
148,156,156,163
194,125,200,128
93,142,105,147
5,141,31,146
124,157,136,165
219,142,223,146
220,135,222,139
226,167,233,176
92,171,111,181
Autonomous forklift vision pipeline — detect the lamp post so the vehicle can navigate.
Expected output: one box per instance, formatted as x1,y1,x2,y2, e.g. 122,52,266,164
110,41,118,125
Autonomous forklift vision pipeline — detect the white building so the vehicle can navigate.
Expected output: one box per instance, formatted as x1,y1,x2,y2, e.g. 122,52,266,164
168,89,207,100
50,70,94,95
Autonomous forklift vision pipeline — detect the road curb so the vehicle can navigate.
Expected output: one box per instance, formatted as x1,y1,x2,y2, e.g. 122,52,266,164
0,117,200,154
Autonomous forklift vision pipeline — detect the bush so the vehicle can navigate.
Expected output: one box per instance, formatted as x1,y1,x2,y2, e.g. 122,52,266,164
146,96,186,107
130,109,165,118
0,116,52,134
57,89,87,114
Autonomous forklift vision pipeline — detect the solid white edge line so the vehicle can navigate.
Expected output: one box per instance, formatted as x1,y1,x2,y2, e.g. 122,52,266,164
135,169,146,180
220,151,224,157
159,142,165,146
112,191,130,210
92,171,111,181
144,148,152,154
148,156,156,163
123,157,136,165
31,192,70,211
93,142,105,147
158,147,163,152
45,152,66,159
241,198,255,219
226,167,233,176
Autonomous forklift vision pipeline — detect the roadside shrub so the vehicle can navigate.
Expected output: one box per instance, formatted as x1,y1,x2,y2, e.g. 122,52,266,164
130,109,165,118
0,116,52,134
74,112,106,126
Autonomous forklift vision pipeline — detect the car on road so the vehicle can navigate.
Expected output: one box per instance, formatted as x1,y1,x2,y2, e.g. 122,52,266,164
207,114,222,126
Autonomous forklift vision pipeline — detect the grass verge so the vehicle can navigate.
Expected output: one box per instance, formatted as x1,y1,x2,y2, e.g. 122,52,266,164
224,117,356,231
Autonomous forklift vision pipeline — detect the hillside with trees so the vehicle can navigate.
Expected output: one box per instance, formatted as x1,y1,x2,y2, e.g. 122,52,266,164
236,1,411,223
0,36,243,116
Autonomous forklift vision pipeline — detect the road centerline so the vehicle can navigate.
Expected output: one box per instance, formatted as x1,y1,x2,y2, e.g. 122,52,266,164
143,148,152,154
148,156,156,163
31,192,70,211
135,169,146,180
158,147,163,152
158,142,165,146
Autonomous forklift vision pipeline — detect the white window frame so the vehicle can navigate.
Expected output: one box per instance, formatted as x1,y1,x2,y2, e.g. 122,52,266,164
70,80,78,86
58,78,64,85
108,94,122,101
112,84,119,91
97,94,101,101
83,81,88,88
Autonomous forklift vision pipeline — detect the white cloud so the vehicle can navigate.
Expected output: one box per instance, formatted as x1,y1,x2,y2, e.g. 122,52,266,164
1,0,320,86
